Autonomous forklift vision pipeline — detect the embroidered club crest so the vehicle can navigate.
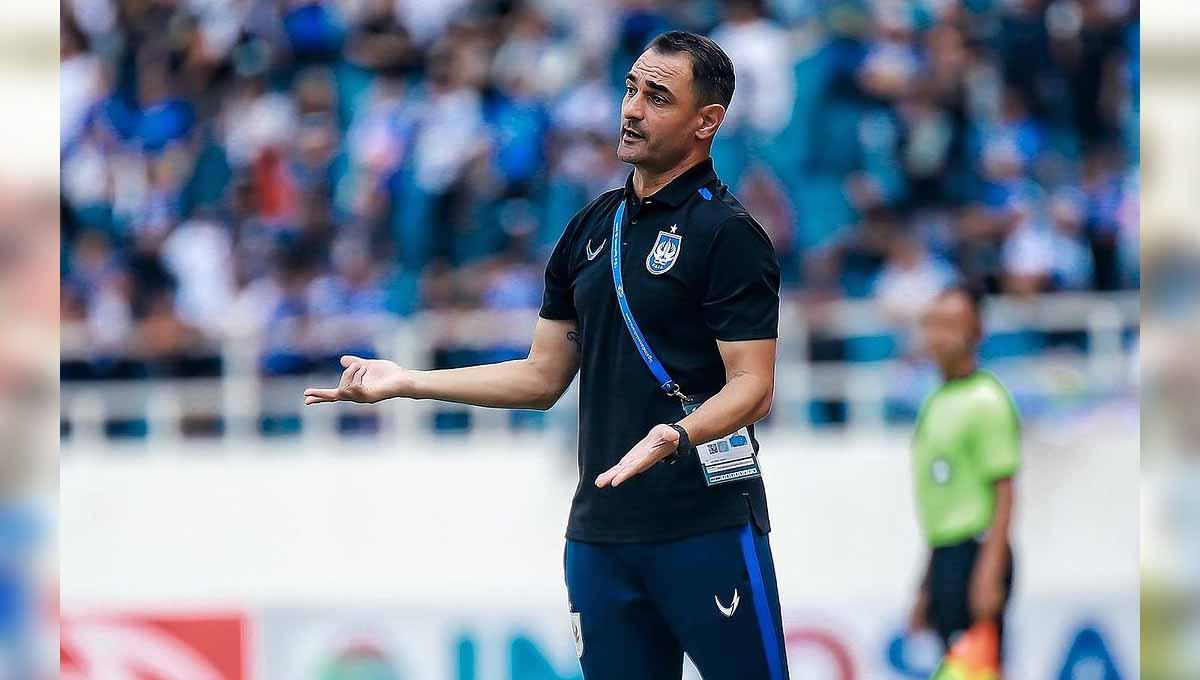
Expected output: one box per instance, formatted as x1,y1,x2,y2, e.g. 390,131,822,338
646,229,682,275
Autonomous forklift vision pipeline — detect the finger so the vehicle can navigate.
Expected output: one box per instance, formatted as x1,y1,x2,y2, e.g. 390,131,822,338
611,454,654,487
304,388,339,403
338,363,360,390
340,355,364,368
610,466,639,487
594,463,622,488
351,363,368,388
596,453,637,487
610,440,674,487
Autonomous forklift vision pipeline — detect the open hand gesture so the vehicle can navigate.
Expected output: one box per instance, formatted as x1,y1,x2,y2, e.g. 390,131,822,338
594,424,681,488
304,355,413,406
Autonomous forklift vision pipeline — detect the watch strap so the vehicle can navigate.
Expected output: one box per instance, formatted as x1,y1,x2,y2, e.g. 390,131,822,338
665,423,692,464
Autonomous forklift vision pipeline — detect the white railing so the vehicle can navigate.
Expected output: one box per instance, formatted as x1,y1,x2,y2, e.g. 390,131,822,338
60,292,1137,447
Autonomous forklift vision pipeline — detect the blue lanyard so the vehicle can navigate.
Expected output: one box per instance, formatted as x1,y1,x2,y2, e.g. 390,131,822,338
610,201,690,402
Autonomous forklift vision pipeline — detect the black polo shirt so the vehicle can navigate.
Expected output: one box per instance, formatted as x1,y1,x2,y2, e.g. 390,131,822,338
540,157,781,543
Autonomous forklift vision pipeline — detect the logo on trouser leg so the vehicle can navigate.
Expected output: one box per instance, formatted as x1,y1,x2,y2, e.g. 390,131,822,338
570,612,584,657
715,589,740,618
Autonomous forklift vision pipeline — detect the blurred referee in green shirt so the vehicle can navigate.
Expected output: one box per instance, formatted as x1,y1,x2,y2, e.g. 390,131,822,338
908,284,1020,665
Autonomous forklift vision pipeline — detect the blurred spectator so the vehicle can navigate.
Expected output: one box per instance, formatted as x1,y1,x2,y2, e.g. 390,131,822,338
136,289,204,360
997,185,1094,296
872,232,956,327
160,210,236,334
61,14,102,151
307,233,391,360
712,0,795,137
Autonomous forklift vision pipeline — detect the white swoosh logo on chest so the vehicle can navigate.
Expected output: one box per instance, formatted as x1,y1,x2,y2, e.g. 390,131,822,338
586,238,607,261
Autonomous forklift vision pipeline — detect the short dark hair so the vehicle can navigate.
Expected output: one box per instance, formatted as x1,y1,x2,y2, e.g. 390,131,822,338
647,31,735,109
939,280,987,321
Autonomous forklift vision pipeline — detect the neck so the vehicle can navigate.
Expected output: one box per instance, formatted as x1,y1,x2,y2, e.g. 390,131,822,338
940,355,978,382
632,153,708,200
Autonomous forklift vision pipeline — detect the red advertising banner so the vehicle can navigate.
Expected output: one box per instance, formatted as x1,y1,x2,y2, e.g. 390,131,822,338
61,612,248,680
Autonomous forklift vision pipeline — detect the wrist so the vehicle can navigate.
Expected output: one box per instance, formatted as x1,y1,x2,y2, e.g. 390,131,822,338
395,368,422,400
665,423,691,463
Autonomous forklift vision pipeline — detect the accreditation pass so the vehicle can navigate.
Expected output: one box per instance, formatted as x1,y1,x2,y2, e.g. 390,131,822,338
682,402,763,487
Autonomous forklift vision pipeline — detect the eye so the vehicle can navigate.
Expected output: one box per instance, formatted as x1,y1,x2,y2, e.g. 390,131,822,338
651,95,667,105
624,85,636,97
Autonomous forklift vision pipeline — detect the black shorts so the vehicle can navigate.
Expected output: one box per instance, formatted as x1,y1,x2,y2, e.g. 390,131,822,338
928,536,1015,655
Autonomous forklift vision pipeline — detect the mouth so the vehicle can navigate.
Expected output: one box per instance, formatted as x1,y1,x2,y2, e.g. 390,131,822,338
621,127,646,143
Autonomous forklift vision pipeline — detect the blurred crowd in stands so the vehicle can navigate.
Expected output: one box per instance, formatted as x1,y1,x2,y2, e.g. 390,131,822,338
60,0,1139,378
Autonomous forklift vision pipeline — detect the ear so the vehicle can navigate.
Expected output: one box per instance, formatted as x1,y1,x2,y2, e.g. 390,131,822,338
970,314,984,345
694,103,726,141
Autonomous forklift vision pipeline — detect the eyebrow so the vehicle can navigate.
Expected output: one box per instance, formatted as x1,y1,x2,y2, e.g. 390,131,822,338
625,72,674,98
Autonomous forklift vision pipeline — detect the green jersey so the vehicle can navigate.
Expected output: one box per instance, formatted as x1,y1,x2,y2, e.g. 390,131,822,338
912,371,1021,547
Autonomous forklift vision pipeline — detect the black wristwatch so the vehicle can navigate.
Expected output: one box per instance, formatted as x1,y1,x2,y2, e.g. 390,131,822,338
664,423,692,464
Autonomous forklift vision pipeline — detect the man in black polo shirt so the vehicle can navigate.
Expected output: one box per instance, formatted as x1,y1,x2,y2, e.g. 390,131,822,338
305,31,787,680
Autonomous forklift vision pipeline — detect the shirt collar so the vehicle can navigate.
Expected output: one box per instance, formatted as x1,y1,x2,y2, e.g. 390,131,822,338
623,157,717,208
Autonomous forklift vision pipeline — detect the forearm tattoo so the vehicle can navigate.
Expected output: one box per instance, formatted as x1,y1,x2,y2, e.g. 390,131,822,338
567,330,582,351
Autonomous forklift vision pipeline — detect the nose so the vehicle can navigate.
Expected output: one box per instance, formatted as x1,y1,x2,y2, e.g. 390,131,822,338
622,95,644,122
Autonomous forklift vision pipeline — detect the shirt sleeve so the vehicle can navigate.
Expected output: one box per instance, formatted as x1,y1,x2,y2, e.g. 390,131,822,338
972,381,1022,480
701,214,781,341
539,214,579,321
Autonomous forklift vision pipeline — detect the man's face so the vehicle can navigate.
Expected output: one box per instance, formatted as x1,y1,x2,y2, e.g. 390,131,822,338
921,292,980,368
618,49,701,169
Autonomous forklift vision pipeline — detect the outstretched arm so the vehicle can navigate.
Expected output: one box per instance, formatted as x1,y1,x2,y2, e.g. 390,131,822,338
304,317,582,411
